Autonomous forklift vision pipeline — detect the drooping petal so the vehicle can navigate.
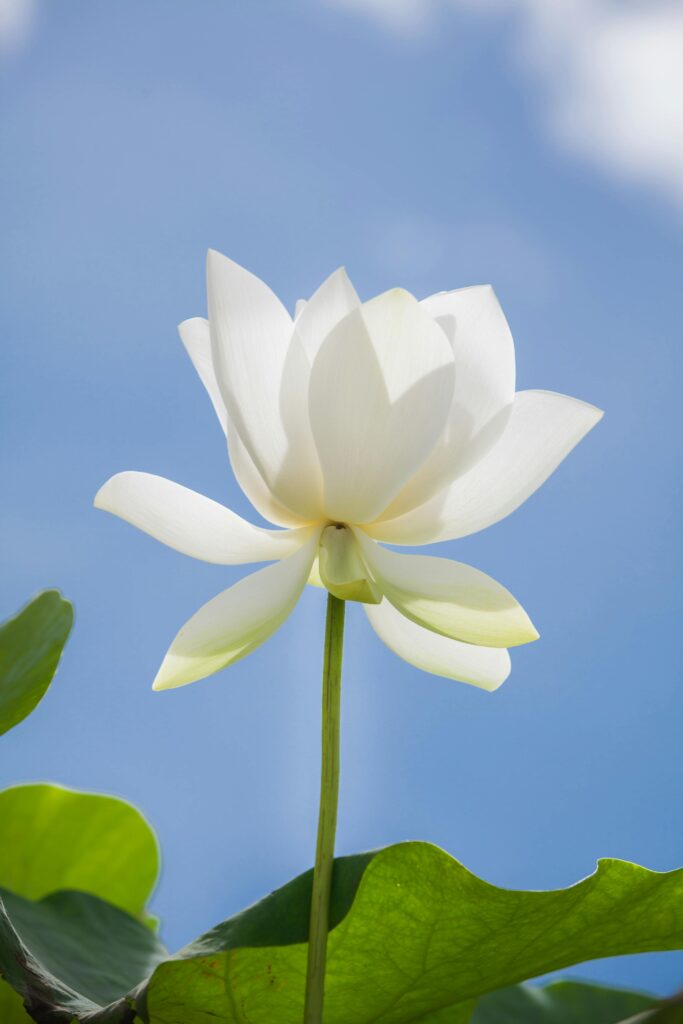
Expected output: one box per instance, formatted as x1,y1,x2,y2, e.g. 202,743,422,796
308,288,455,523
207,250,323,520
354,530,538,648
152,530,321,690
94,472,311,564
380,285,515,520
365,599,511,690
366,390,603,545
294,267,360,364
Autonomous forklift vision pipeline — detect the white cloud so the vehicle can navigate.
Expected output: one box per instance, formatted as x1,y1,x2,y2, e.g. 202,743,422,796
0,0,36,54
324,0,683,209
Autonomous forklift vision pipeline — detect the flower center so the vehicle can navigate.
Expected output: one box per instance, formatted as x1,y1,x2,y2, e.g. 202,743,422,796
317,524,381,605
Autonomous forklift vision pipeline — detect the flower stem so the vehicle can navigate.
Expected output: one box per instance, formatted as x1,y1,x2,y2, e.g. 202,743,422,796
304,593,346,1024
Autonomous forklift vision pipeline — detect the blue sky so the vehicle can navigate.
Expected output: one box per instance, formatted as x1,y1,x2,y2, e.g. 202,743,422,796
1,0,682,996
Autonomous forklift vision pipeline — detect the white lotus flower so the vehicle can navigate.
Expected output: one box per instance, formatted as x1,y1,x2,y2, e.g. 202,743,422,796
95,251,602,693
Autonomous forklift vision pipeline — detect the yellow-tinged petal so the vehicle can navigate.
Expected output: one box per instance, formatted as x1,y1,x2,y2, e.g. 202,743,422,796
354,530,538,648
365,600,511,690
152,530,321,690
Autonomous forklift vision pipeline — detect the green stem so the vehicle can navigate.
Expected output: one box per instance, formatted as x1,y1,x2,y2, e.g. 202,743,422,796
303,593,346,1024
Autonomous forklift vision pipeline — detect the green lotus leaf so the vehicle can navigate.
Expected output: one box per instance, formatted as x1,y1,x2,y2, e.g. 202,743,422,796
0,978,31,1024
0,784,160,921
0,888,167,1023
617,997,683,1024
3,842,683,1024
473,980,657,1022
0,591,73,737
138,842,683,1023
0,783,161,1021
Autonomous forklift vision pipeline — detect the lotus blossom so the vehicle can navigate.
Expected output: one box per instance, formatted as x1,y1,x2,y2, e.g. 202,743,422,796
95,251,602,692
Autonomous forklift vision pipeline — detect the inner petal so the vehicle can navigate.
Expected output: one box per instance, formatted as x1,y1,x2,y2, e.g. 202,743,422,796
308,289,455,524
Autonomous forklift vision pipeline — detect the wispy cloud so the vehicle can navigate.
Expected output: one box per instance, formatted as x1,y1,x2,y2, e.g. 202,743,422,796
0,0,36,54
324,0,683,210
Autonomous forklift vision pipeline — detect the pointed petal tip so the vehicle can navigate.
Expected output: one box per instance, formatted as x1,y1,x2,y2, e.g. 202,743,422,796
504,611,539,648
382,286,415,303
571,395,604,426
152,660,183,691
206,247,238,277
535,389,605,424
481,671,509,694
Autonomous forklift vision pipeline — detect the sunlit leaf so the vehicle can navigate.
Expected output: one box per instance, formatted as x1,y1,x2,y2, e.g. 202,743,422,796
0,784,159,921
0,783,160,1022
139,843,683,1023
3,842,682,1023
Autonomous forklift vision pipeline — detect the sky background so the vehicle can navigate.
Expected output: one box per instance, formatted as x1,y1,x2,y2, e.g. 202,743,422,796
1,0,682,998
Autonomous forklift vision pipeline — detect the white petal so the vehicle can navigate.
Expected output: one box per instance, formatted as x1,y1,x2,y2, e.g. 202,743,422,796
153,530,320,690
178,317,228,433
365,599,511,690
367,390,604,544
225,424,309,529
178,316,302,527
380,286,515,520
355,530,538,648
308,288,455,523
94,472,310,564
207,250,323,520
294,267,360,364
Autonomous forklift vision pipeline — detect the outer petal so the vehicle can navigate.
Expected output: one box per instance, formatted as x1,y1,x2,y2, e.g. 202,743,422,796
178,317,228,432
178,316,304,528
94,472,310,564
366,390,604,544
153,530,321,690
308,288,455,523
380,285,515,520
355,530,538,648
207,250,323,520
366,599,511,690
